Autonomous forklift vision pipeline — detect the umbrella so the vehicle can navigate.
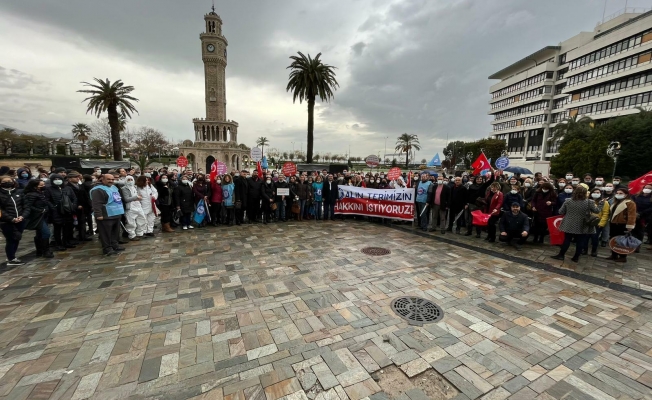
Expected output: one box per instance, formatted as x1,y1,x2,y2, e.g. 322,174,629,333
504,166,532,175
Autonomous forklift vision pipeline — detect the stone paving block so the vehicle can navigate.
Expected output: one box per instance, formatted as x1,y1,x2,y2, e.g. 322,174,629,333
264,378,302,400
444,370,483,400
343,378,381,400
400,358,430,378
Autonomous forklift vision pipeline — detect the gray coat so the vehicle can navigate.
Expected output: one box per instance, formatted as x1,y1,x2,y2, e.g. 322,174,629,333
558,198,599,235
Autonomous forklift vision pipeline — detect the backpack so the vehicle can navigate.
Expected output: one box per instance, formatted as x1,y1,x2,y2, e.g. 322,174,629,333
60,191,73,215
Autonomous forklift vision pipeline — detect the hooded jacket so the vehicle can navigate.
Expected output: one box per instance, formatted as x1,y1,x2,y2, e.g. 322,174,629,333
16,168,31,189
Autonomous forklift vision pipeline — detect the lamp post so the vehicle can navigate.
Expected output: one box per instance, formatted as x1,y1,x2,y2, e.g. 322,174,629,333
607,141,621,178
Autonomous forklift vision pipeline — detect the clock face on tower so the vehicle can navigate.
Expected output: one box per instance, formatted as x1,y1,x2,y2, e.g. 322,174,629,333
207,44,215,52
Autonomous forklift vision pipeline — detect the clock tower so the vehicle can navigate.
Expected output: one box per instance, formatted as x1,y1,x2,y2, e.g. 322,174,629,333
201,7,227,121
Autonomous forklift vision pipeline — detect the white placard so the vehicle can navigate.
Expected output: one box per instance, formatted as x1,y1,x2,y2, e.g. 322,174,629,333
251,147,263,162
276,188,290,196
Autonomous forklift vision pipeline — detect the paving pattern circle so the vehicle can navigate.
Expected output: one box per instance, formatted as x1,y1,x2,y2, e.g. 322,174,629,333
390,296,444,325
361,247,391,256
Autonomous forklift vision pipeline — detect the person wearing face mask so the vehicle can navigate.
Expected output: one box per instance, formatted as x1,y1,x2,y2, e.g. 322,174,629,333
66,172,90,243
529,182,557,244
175,175,195,230
155,173,175,232
23,179,54,258
221,174,235,225
502,185,523,214
274,174,289,222
448,177,468,234
427,176,450,233
16,167,32,189
484,182,504,242
557,184,574,211
311,175,324,221
632,184,652,247
556,179,567,194
594,176,605,190
0,176,29,265
522,178,535,208
137,176,158,236
82,175,96,237
607,188,637,262
233,170,248,225
465,173,495,237
585,189,610,257
192,174,210,228
293,175,310,221
415,173,432,231
120,176,146,241
583,174,595,190
322,174,339,221
45,173,77,251
260,175,275,224
612,176,624,190
550,186,598,263
208,175,223,226
246,171,263,223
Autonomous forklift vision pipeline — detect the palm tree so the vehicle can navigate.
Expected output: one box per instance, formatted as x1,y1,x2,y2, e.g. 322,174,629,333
286,52,339,163
256,137,270,157
549,115,593,145
71,123,91,155
314,153,320,162
78,78,139,161
395,133,421,169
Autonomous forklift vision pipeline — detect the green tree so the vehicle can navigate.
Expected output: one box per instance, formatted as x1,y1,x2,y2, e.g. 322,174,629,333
286,52,339,163
391,158,397,167
132,154,153,172
549,115,594,148
71,123,91,154
256,137,270,157
78,78,139,161
88,139,105,155
313,153,320,162
395,133,421,169
133,127,167,157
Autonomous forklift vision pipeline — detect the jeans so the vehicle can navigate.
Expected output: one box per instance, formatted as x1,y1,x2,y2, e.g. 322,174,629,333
487,214,501,241
1,221,25,261
559,233,589,259
35,219,51,240
417,203,429,230
314,201,323,220
299,199,306,219
275,200,286,221
324,201,335,220
589,226,604,252
182,213,191,227
499,230,528,245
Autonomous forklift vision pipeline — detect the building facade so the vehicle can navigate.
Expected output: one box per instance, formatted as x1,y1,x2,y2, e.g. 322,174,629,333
488,8,652,170
179,7,249,172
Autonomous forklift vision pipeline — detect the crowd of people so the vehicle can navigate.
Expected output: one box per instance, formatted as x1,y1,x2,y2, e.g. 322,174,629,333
0,164,650,266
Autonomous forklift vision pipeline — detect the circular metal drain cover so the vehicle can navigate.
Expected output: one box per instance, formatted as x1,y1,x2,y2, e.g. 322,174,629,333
361,247,391,256
390,296,444,326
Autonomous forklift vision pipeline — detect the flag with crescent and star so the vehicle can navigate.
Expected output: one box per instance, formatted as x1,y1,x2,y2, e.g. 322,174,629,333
628,170,652,195
471,153,491,175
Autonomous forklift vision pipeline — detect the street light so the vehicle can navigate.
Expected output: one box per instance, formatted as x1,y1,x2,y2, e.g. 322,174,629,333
607,141,621,177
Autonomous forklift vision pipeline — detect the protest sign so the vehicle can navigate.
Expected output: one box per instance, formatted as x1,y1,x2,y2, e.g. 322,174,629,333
334,186,414,221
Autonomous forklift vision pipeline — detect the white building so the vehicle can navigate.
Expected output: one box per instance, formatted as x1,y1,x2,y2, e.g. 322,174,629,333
488,8,652,171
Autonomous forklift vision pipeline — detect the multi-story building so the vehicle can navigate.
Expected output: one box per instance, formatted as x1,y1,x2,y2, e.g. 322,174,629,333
488,8,652,171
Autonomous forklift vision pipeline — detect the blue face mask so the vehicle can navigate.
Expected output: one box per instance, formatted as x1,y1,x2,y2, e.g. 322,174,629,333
21,173,28,178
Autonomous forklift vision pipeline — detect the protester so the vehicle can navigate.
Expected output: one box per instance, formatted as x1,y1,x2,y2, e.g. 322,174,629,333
322,174,338,221
465,173,494,237
427,176,450,233
156,173,175,232
499,203,530,250
261,175,275,224
234,170,247,225
485,182,504,242
222,174,235,225
45,173,77,251
530,182,557,244
22,179,53,258
137,176,158,236
247,171,262,223
551,186,598,263
607,188,637,263
209,175,223,226
0,176,27,265
175,175,195,230
632,184,652,247
90,174,125,256
447,177,467,233
587,188,610,257
312,175,324,221
121,176,146,241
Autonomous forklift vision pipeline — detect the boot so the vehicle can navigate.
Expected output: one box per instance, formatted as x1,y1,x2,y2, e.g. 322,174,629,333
163,223,174,233
34,237,43,257
41,239,54,258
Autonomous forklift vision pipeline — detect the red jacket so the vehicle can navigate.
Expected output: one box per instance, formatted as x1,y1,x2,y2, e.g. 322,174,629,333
486,191,504,215
210,182,223,203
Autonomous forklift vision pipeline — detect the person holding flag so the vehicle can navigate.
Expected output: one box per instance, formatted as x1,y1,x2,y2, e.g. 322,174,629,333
416,173,432,231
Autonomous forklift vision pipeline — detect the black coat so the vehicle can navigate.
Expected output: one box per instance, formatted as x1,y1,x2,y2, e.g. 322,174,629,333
449,185,468,211
261,182,275,202
274,181,289,202
44,185,77,224
174,184,195,214
22,190,49,226
155,181,173,206
500,211,530,233
67,182,89,213
0,187,26,223
427,184,451,209
247,177,263,199
234,176,248,204
322,180,339,203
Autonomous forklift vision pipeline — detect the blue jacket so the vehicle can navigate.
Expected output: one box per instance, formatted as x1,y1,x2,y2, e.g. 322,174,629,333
502,192,523,212
222,183,235,207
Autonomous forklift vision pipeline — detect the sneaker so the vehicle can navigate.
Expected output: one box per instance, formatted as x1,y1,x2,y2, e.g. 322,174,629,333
188,225,194,229
113,246,126,252
7,259,24,266
183,226,188,230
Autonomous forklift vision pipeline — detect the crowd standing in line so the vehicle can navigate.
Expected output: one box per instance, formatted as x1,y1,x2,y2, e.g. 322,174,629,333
0,164,650,266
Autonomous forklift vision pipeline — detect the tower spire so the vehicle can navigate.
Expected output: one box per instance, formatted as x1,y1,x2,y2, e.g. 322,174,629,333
211,0,215,13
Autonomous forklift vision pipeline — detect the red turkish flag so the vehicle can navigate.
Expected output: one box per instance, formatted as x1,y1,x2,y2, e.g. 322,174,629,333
471,153,491,175
256,160,263,177
547,216,565,246
407,171,413,188
209,160,218,182
628,170,652,195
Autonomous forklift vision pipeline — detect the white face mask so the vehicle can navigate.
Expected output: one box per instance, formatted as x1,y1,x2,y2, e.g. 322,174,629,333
266,180,271,184
565,188,573,194
566,175,573,180
571,181,579,186
595,180,603,186
145,173,151,177
510,190,517,194
40,178,48,182
182,180,189,185
126,180,134,186
542,189,549,193
604,187,614,193
53,180,63,186
370,179,375,183
643,188,652,194
443,181,449,185
613,180,620,185
524,183,531,187
591,193,601,199
234,173,240,177
216,179,221,184
615,194,625,200
161,178,168,183
437,181,443,185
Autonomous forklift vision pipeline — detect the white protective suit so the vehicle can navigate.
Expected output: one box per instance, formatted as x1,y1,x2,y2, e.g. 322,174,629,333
137,184,159,234
121,180,147,239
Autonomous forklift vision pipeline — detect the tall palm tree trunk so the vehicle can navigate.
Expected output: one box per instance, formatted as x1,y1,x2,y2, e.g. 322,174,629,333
405,150,409,169
107,104,123,161
307,97,315,163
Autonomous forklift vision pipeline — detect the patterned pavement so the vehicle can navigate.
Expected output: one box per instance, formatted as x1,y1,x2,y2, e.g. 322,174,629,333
0,220,650,400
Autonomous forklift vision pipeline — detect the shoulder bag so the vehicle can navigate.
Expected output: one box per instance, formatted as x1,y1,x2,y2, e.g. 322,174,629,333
60,192,73,215
583,199,600,229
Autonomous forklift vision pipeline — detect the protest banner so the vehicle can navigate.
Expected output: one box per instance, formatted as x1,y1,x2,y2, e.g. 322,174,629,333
334,186,414,221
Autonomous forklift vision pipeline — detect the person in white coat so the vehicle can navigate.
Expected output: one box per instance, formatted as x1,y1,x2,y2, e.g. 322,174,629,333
136,176,158,236
120,175,146,241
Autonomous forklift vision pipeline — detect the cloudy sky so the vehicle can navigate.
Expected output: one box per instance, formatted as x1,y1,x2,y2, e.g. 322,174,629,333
0,0,647,161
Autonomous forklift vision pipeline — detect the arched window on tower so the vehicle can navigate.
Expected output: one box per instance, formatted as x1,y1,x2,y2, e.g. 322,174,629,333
202,126,206,141
226,128,231,142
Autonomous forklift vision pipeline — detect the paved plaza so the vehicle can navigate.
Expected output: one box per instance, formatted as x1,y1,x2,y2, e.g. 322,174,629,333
0,220,651,400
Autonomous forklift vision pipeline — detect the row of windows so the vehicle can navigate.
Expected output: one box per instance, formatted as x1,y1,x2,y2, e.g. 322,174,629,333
490,72,552,99
557,68,568,80
555,82,567,95
567,50,652,86
568,29,652,71
551,111,569,123
493,114,548,131
570,70,652,103
571,90,652,116
491,86,552,110
554,97,568,109
493,101,549,120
